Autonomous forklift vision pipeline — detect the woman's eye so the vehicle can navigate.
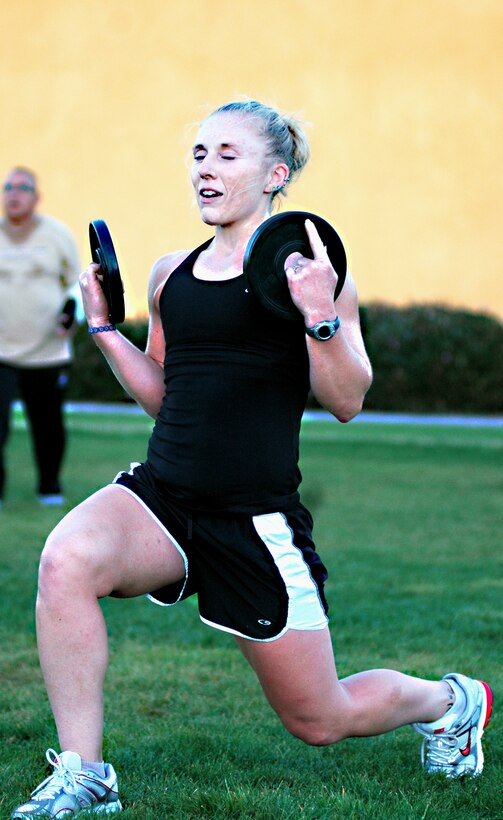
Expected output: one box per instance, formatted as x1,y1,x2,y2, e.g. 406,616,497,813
221,155,236,160
193,153,205,162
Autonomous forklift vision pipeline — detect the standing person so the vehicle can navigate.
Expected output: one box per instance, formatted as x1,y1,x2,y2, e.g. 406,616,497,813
11,102,492,818
0,167,81,507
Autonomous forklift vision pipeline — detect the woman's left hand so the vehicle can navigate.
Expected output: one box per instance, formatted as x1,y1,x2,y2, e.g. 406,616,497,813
284,219,339,325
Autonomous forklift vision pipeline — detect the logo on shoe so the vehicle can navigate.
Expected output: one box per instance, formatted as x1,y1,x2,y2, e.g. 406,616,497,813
459,730,472,757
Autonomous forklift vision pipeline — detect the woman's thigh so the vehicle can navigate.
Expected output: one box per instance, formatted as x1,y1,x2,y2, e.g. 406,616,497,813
42,484,186,599
235,627,345,737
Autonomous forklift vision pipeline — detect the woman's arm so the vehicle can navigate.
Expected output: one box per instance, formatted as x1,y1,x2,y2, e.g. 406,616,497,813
285,220,372,423
304,272,372,422
80,250,188,419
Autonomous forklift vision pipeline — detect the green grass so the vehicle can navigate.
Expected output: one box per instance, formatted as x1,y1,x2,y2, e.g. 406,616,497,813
0,409,501,818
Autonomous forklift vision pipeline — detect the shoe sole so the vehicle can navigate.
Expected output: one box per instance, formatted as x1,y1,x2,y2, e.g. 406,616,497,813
82,800,123,814
12,803,122,819
471,680,493,777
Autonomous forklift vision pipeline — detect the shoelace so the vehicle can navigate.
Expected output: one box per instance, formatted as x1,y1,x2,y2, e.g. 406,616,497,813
421,733,461,767
31,748,79,799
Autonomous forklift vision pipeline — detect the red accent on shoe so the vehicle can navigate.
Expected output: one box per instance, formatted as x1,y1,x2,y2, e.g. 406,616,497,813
479,681,493,728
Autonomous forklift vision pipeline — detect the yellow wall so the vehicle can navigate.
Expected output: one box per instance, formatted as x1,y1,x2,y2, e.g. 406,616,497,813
2,0,502,320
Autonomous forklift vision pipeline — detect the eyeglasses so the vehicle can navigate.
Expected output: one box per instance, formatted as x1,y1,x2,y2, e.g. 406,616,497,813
3,183,36,193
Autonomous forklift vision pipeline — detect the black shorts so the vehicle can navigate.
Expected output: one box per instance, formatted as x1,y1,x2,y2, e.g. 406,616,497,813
113,463,329,641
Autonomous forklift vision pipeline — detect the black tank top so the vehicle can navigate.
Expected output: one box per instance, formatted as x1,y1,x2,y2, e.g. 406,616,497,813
145,240,310,513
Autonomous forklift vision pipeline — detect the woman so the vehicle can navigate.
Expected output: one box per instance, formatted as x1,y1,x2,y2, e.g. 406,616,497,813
11,101,492,818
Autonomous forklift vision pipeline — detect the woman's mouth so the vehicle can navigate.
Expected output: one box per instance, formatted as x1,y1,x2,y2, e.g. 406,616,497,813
199,188,222,201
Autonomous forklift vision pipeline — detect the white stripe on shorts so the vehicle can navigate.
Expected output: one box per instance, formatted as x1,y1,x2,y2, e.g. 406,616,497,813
252,511,328,632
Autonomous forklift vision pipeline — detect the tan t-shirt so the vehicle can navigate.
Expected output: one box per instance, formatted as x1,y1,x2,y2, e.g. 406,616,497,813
0,214,81,366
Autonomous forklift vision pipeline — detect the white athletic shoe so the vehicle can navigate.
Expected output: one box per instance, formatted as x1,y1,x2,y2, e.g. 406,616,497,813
412,672,493,778
11,749,122,817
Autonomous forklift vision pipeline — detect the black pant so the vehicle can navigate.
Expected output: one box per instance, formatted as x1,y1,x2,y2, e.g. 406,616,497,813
0,363,69,498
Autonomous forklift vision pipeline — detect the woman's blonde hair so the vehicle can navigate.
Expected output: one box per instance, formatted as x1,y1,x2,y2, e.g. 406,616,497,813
208,101,310,199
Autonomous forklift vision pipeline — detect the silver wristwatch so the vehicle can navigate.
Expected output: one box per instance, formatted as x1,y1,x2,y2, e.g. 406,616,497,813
305,317,340,341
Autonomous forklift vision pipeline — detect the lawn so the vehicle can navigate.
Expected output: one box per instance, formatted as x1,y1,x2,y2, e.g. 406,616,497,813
0,408,501,818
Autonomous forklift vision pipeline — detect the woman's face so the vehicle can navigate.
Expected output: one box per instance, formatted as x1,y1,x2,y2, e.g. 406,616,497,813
191,112,283,228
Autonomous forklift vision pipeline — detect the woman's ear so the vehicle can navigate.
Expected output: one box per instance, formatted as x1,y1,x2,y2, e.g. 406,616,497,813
265,163,290,194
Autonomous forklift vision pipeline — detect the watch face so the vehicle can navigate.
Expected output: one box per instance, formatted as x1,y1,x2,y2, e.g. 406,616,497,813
316,324,333,339
306,317,340,340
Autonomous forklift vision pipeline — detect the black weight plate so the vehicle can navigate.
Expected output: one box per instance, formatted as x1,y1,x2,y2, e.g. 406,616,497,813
243,211,347,321
89,219,125,325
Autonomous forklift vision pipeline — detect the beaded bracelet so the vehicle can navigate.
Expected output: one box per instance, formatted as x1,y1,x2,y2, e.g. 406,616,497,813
88,325,117,334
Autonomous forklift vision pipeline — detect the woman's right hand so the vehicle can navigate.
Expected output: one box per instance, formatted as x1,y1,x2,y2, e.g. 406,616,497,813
79,262,112,327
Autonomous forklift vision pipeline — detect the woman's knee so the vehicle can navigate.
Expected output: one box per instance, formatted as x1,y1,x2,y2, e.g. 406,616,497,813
38,528,96,601
280,712,347,747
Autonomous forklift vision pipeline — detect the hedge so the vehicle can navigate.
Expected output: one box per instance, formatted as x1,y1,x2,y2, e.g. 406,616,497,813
67,305,503,414
362,304,503,414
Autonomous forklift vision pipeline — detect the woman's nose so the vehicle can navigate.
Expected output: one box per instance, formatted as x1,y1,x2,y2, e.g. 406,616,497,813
198,156,215,178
